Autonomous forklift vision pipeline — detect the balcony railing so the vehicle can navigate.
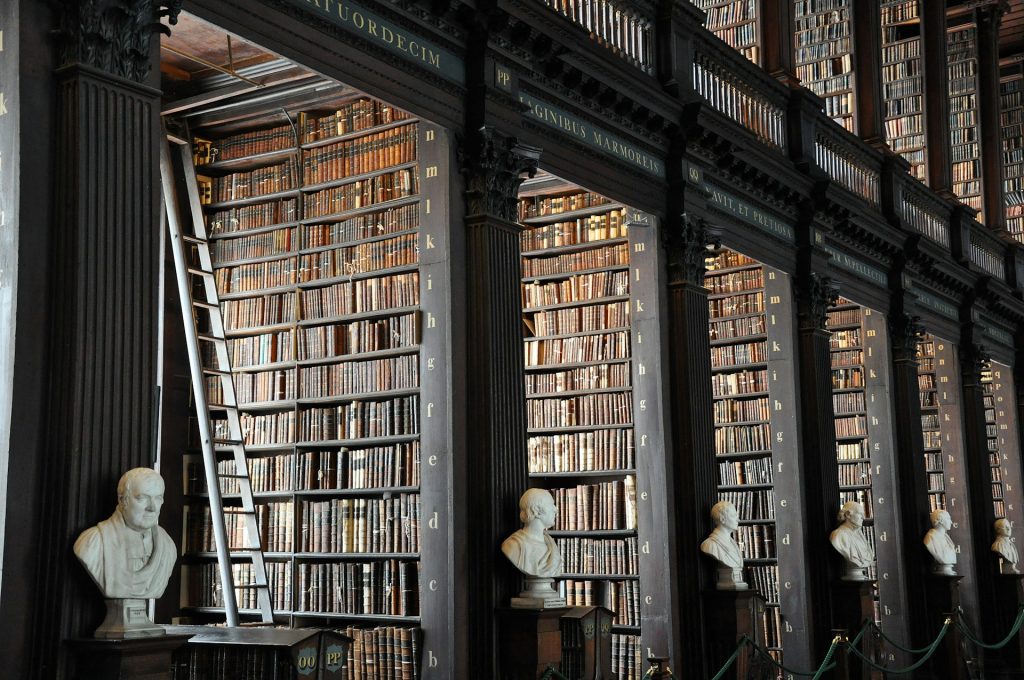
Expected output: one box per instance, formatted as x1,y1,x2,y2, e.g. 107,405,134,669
969,229,1007,281
815,126,881,207
692,34,787,150
898,178,951,248
539,0,655,73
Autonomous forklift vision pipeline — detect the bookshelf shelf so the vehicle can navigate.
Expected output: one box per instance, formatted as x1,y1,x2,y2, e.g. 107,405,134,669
298,161,418,194
794,0,855,131
294,433,421,448
519,203,623,225
197,147,299,174
710,361,769,375
527,386,633,399
297,195,421,226
295,305,421,327
293,552,420,559
524,357,631,372
209,220,301,241
521,237,630,259
882,0,927,180
522,264,630,284
522,295,631,314
948,22,985,219
529,470,636,479
526,423,634,435
204,188,302,212
300,117,421,150
713,390,770,401
523,326,633,343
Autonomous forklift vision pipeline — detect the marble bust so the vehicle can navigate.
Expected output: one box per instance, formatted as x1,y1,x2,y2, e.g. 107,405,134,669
503,488,565,609
923,509,957,576
992,518,1020,575
830,501,875,581
74,468,176,638
700,500,748,590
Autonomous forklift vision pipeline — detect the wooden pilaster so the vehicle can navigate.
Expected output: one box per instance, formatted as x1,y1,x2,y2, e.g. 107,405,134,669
851,0,885,144
922,0,953,193
976,4,1007,230
760,0,798,86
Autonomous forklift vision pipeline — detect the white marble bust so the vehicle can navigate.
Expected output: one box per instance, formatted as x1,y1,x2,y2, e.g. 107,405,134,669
923,509,957,576
701,500,748,590
502,488,563,578
830,501,875,581
992,518,1020,575
74,468,176,637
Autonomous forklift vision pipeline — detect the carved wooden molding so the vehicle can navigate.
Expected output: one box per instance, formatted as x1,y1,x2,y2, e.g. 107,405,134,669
460,126,540,222
665,212,720,285
798,273,840,331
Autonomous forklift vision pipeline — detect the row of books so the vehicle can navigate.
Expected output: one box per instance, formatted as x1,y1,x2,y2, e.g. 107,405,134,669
557,535,638,575
296,397,420,442
708,292,764,319
707,251,756,271
712,369,769,397
718,456,774,486
708,314,766,342
837,440,868,460
226,411,296,446
522,271,629,309
299,272,420,321
709,341,767,368
924,452,943,471
736,523,776,560
187,455,297,495
830,328,861,349
923,431,942,449
827,308,860,326
611,635,643,680
526,301,630,337
522,243,629,278
518,191,611,220
207,368,296,405
212,226,296,263
305,204,419,249
717,489,776,521
838,461,871,487
835,415,868,438
300,494,420,554
526,362,630,394
705,267,764,295
297,560,419,616
296,313,418,361
207,162,298,204
527,393,633,429
524,332,630,367
832,367,864,389
303,99,411,143
713,395,769,424
831,349,863,368
748,564,780,605
714,423,771,454
298,355,418,398
186,561,292,611
296,444,420,490
527,430,635,473
520,211,628,251
881,0,919,24
207,198,299,235
551,478,638,532
296,234,419,282
185,502,294,553
560,578,639,627
340,625,421,680
302,169,418,220
222,293,297,330
833,391,865,415
196,123,294,164
302,126,416,185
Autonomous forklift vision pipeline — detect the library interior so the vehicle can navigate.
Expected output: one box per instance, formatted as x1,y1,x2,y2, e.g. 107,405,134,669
12,0,1024,678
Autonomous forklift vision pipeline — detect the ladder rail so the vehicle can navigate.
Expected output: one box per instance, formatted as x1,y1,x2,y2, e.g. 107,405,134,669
159,136,242,627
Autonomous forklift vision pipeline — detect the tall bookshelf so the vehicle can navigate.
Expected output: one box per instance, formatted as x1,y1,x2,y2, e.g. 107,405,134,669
881,0,927,181
517,185,644,680
691,0,762,64
179,93,455,678
917,335,947,511
982,364,1005,519
705,250,807,670
948,23,984,220
1001,73,1024,240
981,361,1023,523
826,298,909,632
794,0,855,132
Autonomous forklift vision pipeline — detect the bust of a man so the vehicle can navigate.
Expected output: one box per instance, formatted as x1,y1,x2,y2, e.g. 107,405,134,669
992,518,1019,575
74,468,176,601
700,500,748,590
924,509,957,576
830,501,875,581
502,488,562,578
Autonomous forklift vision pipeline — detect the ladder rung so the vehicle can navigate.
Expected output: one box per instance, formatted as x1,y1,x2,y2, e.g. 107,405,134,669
187,266,215,278
203,367,231,377
193,300,219,311
213,437,243,445
219,474,250,479
182,235,205,245
233,584,269,590
197,333,226,344
207,402,233,410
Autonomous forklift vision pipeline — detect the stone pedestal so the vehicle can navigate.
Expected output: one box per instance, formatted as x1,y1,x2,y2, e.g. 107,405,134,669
511,577,566,609
833,580,877,680
703,589,764,680
95,599,165,639
498,607,569,679
68,634,189,680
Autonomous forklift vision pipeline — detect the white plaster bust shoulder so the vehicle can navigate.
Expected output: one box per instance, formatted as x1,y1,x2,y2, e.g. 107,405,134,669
992,518,1020,575
923,509,957,576
830,501,875,581
502,488,563,578
700,500,748,590
74,467,177,600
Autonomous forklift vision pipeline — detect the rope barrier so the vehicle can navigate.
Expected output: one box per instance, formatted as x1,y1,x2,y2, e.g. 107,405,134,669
845,617,951,674
707,638,745,680
539,665,571,680
957,606,1024,651
866,619,936,655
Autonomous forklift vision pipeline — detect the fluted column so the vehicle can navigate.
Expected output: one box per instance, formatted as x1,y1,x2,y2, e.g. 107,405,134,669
459,126,539,678
30,2,180,678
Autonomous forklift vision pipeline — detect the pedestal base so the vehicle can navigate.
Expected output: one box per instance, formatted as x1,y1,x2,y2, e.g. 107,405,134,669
95,599,165,639
498,607,569,680
68,634,190,680
834,579,877,680
703,589,764,680
511,577,567,610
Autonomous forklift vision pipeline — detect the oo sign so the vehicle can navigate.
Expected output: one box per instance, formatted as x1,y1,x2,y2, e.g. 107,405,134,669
290,630,353,678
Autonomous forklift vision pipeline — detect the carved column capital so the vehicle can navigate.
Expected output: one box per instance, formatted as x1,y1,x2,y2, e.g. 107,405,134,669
55,0,183,82
961,341,991,379
798,273,840,331
460,127,540,223
664,212,721,285
889,313,926,358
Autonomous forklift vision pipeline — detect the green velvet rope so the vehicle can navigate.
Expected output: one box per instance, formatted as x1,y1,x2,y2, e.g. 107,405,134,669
845,618,951,674
708,638,745,680
865,619,939,655
539,665,571,680
957,606,1024,651
705,634,838,678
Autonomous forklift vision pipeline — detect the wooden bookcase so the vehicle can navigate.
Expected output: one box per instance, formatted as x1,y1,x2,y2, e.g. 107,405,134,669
705,250,807,669
982,362,1023,522
178,94,456,678
794,0,855,131
1001,71,1024,240
517,184,644,680
881,0,927,181
917,335,948,511
947,21,985,220
691,0,762,64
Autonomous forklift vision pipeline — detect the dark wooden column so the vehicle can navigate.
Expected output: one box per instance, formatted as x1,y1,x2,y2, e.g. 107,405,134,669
662,212,719,678
922,0,953,194
886,300,937,651
28,2,180,678
958,324,1000,641
976,4,1007,230
850,0,885,145
459,126,538,678
761,0,798,86
794,235,841,654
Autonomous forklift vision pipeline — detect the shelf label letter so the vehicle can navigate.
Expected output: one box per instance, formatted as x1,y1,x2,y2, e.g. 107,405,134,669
429,512,439,529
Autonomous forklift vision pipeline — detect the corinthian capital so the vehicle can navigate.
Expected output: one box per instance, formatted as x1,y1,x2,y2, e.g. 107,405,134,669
460,127,541,223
